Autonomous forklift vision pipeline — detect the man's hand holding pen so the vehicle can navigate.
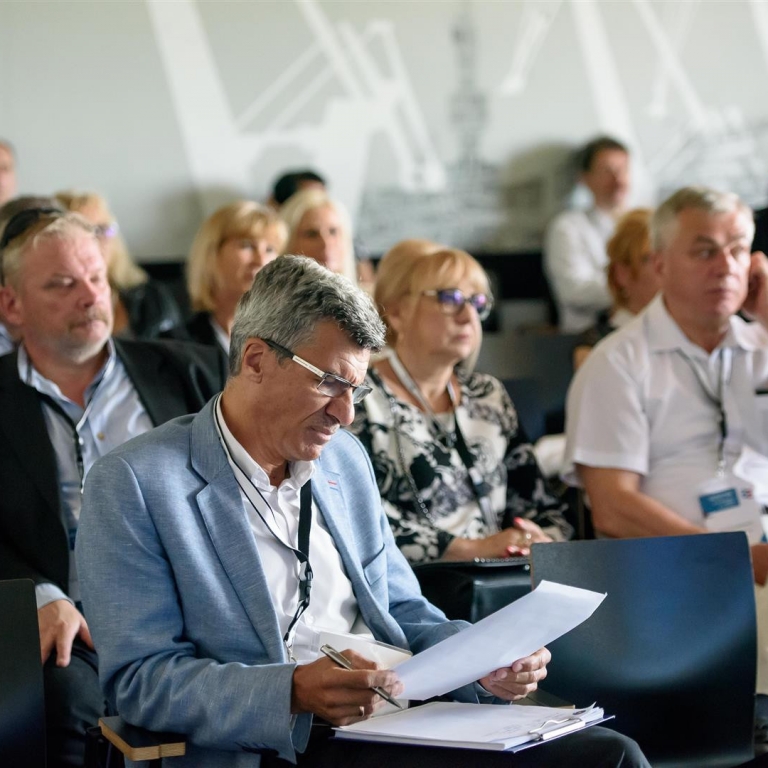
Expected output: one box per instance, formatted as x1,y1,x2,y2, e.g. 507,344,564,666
291,647,404,726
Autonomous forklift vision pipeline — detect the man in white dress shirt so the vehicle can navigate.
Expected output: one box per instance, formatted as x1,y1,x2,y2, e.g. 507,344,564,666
564,186,768,691
545,136,631,333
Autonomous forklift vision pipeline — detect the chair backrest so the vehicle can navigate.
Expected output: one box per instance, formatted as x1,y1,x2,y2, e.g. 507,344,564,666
476,332,579,436
531,534,756,768
0,579,46,767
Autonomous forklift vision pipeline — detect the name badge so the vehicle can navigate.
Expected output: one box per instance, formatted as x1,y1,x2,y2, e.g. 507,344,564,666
698,473,763,542
699,488,740,515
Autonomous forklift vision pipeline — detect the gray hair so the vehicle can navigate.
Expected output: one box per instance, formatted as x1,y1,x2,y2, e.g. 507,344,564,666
2,211,96,288
651,186,754,251
228,255,386,375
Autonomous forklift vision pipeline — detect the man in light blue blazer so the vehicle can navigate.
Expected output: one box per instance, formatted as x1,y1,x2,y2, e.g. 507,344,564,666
76,256,648,767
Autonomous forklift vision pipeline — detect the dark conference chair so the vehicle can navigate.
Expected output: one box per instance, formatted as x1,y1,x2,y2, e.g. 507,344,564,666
531,534,757,767
0,579,46,768
475,331,579,437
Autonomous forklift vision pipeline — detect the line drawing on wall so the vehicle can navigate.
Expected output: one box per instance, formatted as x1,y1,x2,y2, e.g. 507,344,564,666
147,0,768,255
146,0,444,221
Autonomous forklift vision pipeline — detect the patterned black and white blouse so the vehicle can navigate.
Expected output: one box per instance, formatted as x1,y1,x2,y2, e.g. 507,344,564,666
349,369,572,565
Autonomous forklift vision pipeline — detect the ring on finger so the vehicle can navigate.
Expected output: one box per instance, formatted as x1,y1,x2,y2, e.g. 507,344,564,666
359,706,365,717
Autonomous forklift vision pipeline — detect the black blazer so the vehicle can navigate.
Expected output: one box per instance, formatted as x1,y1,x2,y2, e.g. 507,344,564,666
162,312,227,357
0,338,227,593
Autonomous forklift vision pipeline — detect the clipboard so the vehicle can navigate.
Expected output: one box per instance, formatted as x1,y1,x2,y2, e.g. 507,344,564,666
334,701,612,752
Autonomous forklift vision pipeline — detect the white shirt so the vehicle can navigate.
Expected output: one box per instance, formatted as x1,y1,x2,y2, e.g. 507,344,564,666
544,207,614,333
214,396,372,662
0,322,13,356
563,295,768,535
210,317,230,354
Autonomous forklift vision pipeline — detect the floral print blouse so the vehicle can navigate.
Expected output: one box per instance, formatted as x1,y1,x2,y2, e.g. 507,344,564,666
348,369,572,565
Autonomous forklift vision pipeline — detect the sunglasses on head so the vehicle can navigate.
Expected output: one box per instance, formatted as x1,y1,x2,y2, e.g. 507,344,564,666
0,207,62,284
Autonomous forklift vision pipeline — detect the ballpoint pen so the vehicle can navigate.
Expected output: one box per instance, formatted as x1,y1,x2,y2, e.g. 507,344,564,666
320,643,405,710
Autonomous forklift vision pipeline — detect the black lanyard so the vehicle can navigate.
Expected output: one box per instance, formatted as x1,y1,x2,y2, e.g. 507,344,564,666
283,481,313,645
214,397,314,647
678,348,730,476
36,392,86,493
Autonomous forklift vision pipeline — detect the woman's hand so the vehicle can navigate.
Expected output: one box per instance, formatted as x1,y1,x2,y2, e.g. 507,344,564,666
443,518,552,560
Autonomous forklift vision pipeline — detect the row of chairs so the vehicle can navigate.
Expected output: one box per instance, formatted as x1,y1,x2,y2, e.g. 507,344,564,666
1,533,759,767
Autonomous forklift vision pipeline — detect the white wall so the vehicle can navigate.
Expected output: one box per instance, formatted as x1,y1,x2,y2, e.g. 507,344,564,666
4,0,768,260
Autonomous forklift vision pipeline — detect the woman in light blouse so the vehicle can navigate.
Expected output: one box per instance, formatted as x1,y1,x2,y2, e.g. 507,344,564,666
348,241,571,565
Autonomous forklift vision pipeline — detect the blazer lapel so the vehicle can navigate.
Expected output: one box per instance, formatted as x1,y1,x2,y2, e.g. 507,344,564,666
311,465,397,644
190,404,286,662
116,339,183,426
0,353,59,513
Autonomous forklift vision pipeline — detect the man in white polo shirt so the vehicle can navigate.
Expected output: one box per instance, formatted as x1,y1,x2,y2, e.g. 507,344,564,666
564,185,768,689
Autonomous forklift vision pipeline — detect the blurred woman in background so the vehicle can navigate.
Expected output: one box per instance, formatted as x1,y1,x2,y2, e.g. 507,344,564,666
56,190,182,338
280,188,368,287
348,241,571,566
574,208,658,368
178,200,286,356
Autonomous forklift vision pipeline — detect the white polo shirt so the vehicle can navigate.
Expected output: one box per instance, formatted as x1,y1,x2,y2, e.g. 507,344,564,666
564,295,768,537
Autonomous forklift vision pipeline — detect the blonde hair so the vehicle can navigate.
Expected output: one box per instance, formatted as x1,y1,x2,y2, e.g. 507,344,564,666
2,211,96,288
280,189,357,284
374,241,490,348
55,190,146,290
606,208,653,308
187,200,287,313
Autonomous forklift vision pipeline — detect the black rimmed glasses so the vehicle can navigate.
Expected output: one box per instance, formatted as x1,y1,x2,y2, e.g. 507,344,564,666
0,207,63,285
422,288,494,321
264,339,372,404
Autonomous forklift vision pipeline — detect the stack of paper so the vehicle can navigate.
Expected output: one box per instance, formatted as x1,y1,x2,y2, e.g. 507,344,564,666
335,702,607,752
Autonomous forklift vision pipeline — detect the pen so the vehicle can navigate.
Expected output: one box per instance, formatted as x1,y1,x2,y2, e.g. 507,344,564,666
319,643,405,710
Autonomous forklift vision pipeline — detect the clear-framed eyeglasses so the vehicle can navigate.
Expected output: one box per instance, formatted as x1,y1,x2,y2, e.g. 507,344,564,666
264,339,372,404
422,288,494,321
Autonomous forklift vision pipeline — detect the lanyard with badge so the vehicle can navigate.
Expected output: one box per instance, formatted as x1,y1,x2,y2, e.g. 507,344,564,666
680,348,763,539
385,353,500,534
214,398,314,656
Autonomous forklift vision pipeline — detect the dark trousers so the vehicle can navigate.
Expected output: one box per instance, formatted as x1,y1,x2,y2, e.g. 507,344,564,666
43,638,105,768
264,723,650,768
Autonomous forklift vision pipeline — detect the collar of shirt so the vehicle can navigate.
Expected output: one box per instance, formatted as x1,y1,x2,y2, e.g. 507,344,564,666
610,306,637,330
645,294,759,358
209,317,231,354
587,207,617,241
18,339,117,415
214,394,314,492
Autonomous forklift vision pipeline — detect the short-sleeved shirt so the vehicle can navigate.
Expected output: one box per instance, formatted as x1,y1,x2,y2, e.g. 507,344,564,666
564,294,768,529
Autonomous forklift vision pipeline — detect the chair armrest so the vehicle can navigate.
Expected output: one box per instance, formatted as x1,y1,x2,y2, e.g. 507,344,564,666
98,716,186,761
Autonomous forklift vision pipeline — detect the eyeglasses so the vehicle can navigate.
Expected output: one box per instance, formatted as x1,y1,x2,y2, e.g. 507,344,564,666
94,222,119,239
264,339,372,404
422,288,494,321
0,207,62,285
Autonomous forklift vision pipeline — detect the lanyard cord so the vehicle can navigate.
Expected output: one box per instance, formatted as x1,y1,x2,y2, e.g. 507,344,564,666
369,368,499,535
677,347,731,476
213,397,313,647
30,359,106,494
388,350,457,449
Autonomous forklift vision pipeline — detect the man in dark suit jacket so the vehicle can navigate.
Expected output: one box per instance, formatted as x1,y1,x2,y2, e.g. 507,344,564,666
0,208,226,767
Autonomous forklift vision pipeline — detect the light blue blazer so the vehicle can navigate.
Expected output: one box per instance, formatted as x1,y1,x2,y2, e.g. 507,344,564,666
76,400,481,767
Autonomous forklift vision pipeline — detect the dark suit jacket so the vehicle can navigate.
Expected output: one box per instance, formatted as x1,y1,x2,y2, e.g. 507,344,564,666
162,312,227,358
0,338,227,594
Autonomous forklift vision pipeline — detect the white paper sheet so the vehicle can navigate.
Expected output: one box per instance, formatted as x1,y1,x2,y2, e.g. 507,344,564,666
395,580,605,700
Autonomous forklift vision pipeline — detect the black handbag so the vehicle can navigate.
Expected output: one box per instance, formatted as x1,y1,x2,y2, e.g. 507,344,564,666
412,556,531,623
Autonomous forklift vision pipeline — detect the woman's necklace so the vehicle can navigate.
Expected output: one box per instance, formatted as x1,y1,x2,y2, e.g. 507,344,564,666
387,349,457,450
